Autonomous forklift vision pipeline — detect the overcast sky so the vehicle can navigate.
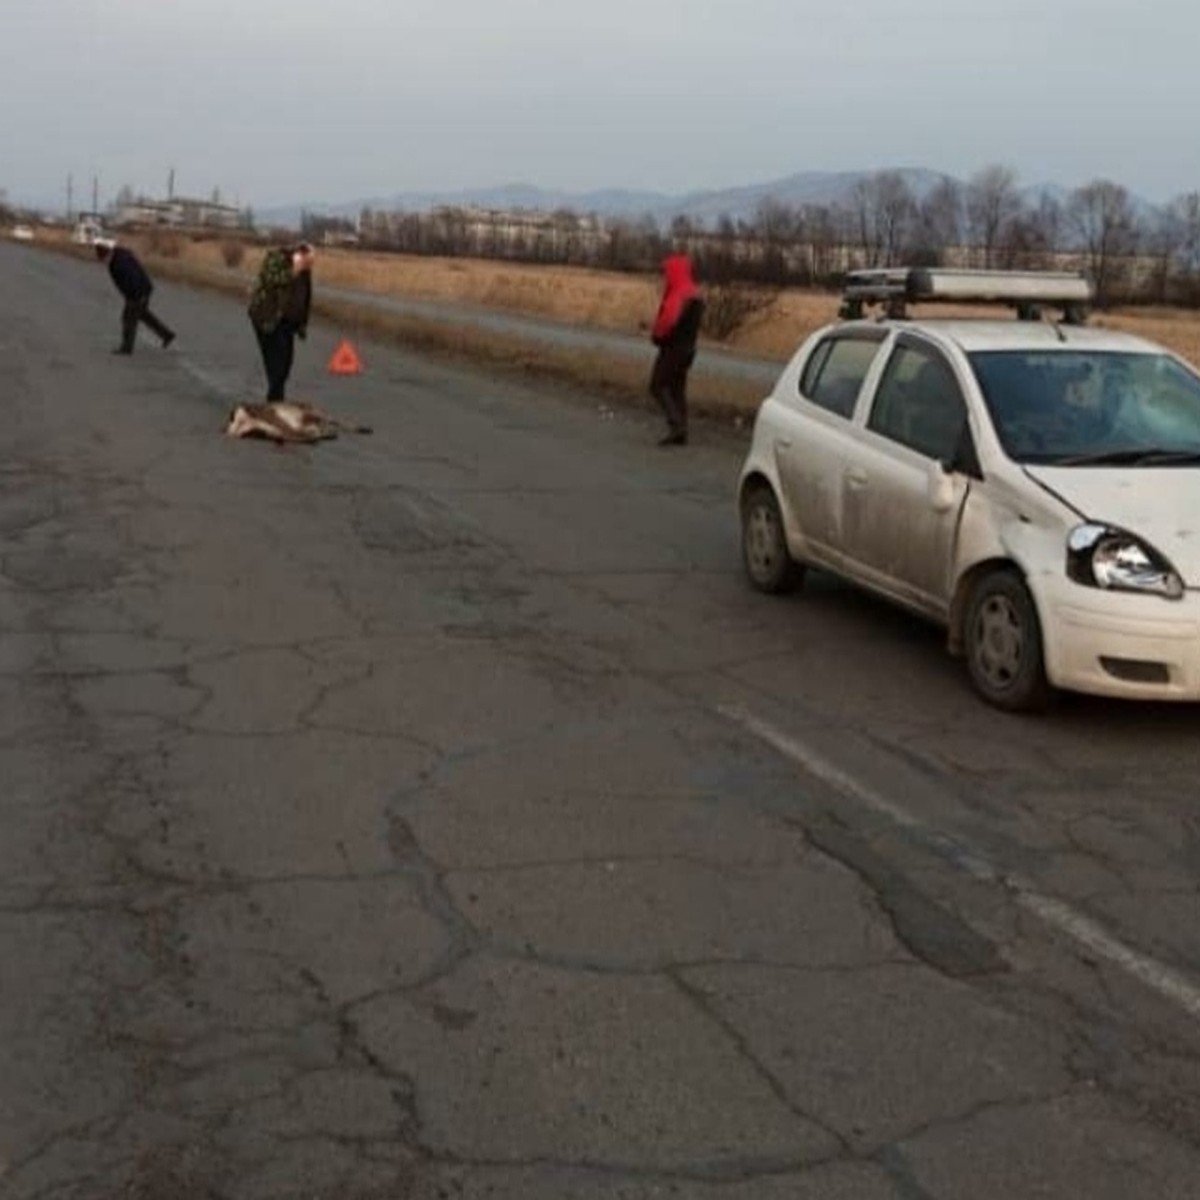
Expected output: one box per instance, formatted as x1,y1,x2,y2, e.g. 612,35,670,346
2,0,1195,211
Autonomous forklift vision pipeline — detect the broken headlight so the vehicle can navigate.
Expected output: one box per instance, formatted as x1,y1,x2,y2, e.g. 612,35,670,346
1067,524,1184,600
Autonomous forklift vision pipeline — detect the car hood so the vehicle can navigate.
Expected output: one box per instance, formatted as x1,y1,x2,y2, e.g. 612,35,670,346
1026,466,1200,586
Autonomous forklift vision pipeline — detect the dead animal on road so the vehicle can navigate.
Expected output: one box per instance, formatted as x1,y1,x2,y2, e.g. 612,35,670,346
224,401,373,444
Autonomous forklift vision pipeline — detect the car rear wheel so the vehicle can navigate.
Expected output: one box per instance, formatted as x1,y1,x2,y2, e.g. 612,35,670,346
741,485,803,594
964,569,1050,712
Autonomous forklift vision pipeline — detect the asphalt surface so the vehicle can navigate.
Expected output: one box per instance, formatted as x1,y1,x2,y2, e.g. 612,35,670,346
4,241,1200,1199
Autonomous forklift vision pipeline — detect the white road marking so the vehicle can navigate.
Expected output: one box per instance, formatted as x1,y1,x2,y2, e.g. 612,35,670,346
720,703,1200,1023
1015,892,1200,1022
722,705,998,881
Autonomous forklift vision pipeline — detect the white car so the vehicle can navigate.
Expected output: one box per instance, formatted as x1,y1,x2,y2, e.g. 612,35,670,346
738,267,1200,711
72,220,107,245
11,224,34,242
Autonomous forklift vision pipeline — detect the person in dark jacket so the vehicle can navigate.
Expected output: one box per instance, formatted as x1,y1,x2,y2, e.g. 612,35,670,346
649,254,704,446
248,243,314,401
94,242,175,354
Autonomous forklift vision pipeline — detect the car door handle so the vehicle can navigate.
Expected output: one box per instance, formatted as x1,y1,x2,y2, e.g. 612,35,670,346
776,437,793,449
846,469,869,489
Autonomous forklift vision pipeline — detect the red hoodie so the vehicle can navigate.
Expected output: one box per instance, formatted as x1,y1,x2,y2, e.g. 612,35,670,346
651,254,701,345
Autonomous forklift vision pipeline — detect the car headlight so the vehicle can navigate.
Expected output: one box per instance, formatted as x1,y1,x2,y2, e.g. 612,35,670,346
1067,524,1184,600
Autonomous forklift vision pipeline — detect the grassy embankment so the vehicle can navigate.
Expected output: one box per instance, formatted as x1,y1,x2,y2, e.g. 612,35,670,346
44,230,1200,416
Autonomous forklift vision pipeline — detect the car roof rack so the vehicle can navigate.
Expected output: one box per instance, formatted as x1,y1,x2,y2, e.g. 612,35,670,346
839,267,1093,325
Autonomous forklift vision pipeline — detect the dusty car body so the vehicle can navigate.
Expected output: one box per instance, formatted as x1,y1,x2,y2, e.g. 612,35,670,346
738,269,1200,710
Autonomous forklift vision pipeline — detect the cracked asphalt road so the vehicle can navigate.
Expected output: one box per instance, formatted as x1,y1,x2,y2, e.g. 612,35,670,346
4,243,1200,1198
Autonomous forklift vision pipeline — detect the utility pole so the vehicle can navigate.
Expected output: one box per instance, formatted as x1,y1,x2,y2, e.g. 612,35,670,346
67,174,74,221
92,175,99,216
168,168,175,201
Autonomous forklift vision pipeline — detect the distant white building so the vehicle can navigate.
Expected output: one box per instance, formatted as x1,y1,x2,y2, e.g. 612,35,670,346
113,197,243,231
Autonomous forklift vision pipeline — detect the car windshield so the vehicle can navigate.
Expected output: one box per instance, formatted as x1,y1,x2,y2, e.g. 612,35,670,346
968,349,1200,465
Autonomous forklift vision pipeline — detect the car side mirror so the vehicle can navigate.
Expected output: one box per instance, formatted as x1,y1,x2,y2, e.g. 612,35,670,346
941,423,983,480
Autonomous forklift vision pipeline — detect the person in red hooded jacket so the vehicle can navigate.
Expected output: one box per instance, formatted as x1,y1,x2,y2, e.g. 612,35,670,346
649,254,704,446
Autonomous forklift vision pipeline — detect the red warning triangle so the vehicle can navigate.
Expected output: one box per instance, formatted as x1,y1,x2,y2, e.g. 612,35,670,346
327,339,363,376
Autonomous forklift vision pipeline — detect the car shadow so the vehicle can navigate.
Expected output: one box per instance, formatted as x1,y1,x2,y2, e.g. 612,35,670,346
783,569,1200,734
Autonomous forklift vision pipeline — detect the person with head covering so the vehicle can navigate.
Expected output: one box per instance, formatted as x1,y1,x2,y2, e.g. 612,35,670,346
248,242,314,401
648,253,705,446
94,241,175,355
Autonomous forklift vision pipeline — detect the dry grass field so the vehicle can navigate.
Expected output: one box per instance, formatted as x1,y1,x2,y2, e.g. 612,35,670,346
161,238,665,336
154,237,1200,368
41,228,1200,416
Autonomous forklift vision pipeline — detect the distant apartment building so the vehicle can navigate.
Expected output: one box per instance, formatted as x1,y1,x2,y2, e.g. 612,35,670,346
113,197,244,231
358,204,607,259
449,206,606,256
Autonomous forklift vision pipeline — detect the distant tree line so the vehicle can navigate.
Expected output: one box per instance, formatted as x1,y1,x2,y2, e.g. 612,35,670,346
340,166,1200,309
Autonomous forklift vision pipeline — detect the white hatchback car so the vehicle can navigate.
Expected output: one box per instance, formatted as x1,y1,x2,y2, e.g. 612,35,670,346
738,268,1200,711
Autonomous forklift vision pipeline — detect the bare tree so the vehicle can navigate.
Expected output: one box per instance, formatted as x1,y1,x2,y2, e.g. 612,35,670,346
996,192,1062,270
999,211,1045,269
1165,192,1200,303
753,199,797,242
1142,204,1185,304
1170,193,1200,270
1030,193,1063,261
549,207,583,264
911,176,963,265
804,204,842,284
848,178,881,266
752,198,798,283
604,217,649,271
634,214,663,269
703,212,740,283
1066,180,1138,306
965,165,1022,268
848,171,916,268
668,213,696,248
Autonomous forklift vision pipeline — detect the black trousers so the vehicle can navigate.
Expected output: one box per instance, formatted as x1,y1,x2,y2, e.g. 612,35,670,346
254,324,296,402
120,292,174,352
649,344,695,436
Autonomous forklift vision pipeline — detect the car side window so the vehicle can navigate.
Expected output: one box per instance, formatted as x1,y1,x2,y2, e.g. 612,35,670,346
869,343,967,461
799,337,882,419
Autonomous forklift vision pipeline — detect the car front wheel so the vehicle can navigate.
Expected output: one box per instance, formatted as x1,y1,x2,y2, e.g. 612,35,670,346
741,485,803,594
964,569,1050,712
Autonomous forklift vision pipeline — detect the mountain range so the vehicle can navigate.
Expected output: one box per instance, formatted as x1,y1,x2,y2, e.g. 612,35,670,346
259,168,1128,230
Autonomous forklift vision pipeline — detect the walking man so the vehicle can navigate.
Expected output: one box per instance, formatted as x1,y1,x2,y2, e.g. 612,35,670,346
649,253,704,446
95,241,175,354
248,243,314,401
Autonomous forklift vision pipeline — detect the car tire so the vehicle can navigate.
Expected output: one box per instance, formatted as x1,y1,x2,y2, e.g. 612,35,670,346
964,569,1051,713
741,484,804,594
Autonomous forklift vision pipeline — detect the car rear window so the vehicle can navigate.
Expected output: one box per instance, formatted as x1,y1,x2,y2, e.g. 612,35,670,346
800,337,882,418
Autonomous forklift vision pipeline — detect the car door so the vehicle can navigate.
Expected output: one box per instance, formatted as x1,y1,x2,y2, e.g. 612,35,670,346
774,329,889,565
837,335,977,616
